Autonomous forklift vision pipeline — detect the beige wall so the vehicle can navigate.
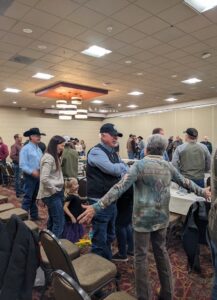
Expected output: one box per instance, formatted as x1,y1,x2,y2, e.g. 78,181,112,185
106,106,217,158
1,105,217,160
0,107,101,155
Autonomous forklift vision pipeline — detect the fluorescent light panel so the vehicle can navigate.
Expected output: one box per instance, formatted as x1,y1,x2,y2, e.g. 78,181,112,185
3,88,21,93
81,45,112,58
184,0,217,12
32,72,54,80
165,97,178,102
75,114,88,119
59,115,72,120
128,91,144,96
127,104,138,108
91,99,104,104
182,77,202,84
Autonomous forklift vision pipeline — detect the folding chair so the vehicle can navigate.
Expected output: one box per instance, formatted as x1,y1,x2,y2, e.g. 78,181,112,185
52,270,136,300
39,229,118,297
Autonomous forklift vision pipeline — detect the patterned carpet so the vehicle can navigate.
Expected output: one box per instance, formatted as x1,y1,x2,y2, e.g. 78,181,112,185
0,186,214,300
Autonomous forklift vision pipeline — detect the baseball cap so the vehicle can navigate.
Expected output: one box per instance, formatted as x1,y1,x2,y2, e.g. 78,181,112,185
183,128,198,138
100,123,123,137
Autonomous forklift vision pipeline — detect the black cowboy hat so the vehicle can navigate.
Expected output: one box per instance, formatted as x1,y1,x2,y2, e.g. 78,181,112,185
23,127,46,137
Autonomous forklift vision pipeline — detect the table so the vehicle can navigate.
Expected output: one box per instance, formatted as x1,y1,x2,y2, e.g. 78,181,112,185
169,188,205,215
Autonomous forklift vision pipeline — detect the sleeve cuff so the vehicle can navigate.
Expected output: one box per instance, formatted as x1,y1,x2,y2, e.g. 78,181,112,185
92,202,102,212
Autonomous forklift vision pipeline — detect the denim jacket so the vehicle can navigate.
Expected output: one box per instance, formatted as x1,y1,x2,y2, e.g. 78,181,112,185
93,155,205,233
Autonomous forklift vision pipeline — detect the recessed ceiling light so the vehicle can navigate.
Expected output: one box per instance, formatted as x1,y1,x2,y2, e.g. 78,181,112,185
184,0,217,13
12,101,17,104
81,45,112,58
3,88,21,93
59,115,72,120
91,99,104,104
128,91,144,96
201,52,211,59
182,77,202,84
165,97,178,102
210,86,215,89
118,104,121,107
171,74,177,78
127,104,138,109
23,28,32,33
32,72,54,80
38,45,47,50
125,60,132,64
106,26,113,33
136,72,143,76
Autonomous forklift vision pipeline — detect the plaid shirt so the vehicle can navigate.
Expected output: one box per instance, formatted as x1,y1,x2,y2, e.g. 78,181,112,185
93,155,205,232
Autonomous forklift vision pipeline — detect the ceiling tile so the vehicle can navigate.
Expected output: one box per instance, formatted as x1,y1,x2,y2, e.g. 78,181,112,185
41,54,65,63
158,3,196,25
18,48,45,59
94,18,127,36
28,40,57,53
36,0,79,18
0,31,6,39
117,45,142,56
2,32,33,47
133,50,155,61
135,0,180,14
168,34,198,48
51,47,77,58
2,61,27,70
163,49,188,59
38,31,71,46
134,37,161,50
114,28,145,43
112,4,151,26
16,0,39,7
183,42,209,54
203,7,217,23
205,37,217,48
147,56,169,65
76,29,107,44
191,24,217,41
30,59,55,69
11,22,46,39
134,16,169,35
63,39,87,51
52,20,86,38
102,52,125,62
67,6,105,27
150,43,175,55
0,51,13,60
0,16,17,31
4,2,31,19
85,0,129,16
176,15,211,33
0,42,23,54
98,38,126,51
22,8,61,29
153,27,185,43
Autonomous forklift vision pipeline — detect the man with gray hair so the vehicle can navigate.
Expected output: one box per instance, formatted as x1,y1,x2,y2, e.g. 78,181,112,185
79,134,211,300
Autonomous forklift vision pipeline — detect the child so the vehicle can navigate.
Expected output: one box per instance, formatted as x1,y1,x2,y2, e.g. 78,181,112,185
62,178,84,243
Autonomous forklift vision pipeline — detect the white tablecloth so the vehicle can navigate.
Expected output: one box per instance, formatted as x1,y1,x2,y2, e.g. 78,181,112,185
169,189,205,215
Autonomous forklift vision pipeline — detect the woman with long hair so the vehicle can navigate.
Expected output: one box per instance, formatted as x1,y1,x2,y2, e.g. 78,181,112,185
38,135,65,238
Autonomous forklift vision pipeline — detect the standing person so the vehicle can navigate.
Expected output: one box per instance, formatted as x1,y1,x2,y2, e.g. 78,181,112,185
75,139,83,156
10,134,23,197
201,136,213,154
172,136,183,153
152,128,169,161
20,128,45,220
86,123,128,260
208,149,217,300
78,134,211,300
166,136,174,161
38,135,65,238
127,134,134,159
62,178,84,243
137,136,145,159
172,128,211,187
0,137,9,185
62,137,79,179
80,140,86,156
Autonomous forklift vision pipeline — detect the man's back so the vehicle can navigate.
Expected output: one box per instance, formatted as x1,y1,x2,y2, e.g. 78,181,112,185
62,147,78,178
172,142,210,180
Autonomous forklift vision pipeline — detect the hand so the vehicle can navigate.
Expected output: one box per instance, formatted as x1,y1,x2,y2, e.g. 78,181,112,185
32,170,40,177
77,205,95,224
204,187,211,200
70,216,76,224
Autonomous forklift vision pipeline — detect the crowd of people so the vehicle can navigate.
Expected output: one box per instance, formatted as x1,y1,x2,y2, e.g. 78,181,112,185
0,124,217,300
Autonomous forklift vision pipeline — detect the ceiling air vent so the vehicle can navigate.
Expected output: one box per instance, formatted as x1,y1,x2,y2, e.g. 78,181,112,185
171,92,184,96
9,55,36,65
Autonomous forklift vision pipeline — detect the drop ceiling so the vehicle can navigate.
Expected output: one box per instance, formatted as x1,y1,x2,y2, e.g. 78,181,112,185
0,0,217,115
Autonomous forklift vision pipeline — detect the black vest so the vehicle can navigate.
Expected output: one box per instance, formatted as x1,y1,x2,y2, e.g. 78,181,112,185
86,143,121,198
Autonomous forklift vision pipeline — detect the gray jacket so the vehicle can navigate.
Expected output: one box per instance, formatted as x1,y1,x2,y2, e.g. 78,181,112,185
209,149,217,246
38,153,64,199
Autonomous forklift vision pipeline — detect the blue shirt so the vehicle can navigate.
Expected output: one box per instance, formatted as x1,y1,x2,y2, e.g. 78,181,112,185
88,142,129,178
19,142,43,175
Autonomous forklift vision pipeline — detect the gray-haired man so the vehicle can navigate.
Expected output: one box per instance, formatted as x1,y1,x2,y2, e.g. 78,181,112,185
79,134,210,300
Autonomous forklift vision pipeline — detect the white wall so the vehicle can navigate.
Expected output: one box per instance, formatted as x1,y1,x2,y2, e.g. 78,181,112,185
106,106,217,158
0,107,102,154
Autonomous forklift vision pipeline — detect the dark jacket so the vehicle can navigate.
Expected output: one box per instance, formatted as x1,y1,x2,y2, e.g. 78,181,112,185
182,201,211,272
0,215,40,300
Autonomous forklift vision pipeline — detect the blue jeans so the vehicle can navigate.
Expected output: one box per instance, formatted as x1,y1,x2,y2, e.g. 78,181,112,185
22,174,39,219
128,151,135,159
89,199,117,260
116,223,134,257
192,178,205,188
13,163,23,196
43,190,65,238
208,236,217,299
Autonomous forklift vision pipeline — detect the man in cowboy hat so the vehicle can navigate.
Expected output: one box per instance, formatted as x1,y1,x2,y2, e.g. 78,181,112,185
19,128,46,220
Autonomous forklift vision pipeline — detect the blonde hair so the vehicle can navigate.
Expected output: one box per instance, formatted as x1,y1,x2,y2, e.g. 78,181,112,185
64,178,78,196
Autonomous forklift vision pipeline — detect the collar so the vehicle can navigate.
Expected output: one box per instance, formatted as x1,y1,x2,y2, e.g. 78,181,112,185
100,142,114,153
145,155,163,160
